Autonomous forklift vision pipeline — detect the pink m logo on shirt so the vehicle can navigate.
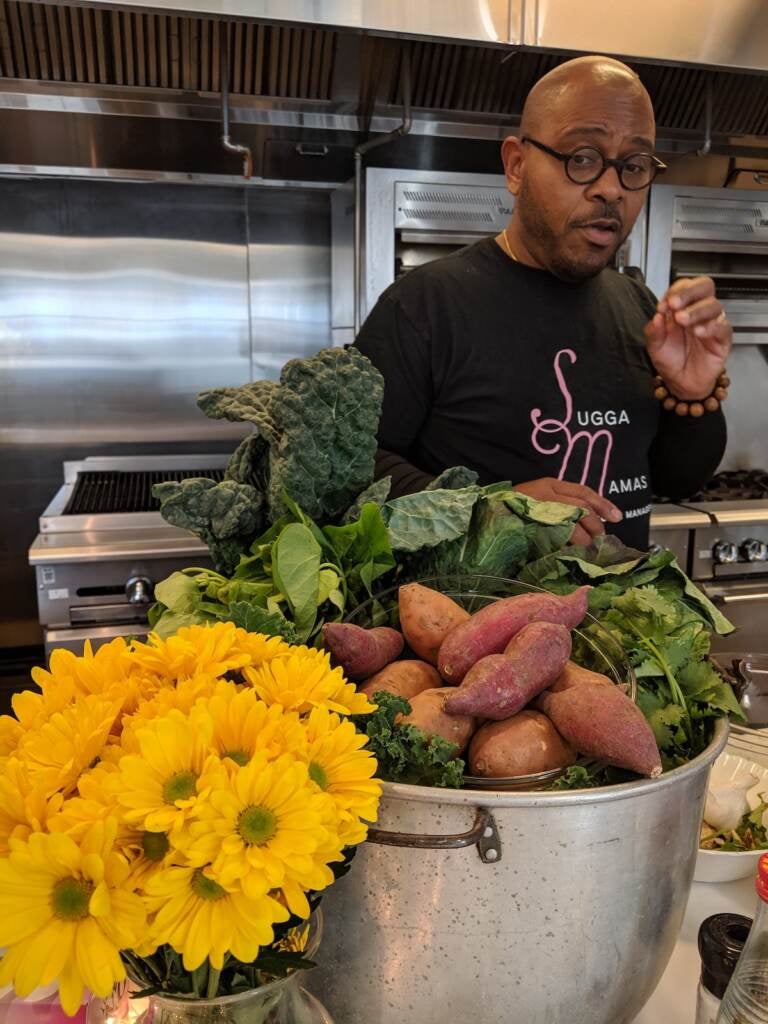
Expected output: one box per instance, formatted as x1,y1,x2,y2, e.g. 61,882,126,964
530,349,614,495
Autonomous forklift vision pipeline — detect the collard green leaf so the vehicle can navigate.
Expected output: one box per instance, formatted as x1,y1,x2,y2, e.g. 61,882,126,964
459,496,528,577
271,523,322,640
503,491,583,527
680,571,735,636
382,486,481,553
267,347,384,522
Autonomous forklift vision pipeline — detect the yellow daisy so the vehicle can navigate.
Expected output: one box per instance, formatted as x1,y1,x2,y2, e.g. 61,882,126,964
0,715,22,761
0,759,62,853
142,865,289,971
0,819,146,1016
10,675,76,736
111,709,218,836
15,694,121,798
244,648,375,717
299,708,381,844
48,764,123,843
121,675,222,752
30,640,153,722
192,686,306,768
129,622,288,684
184,752,335,917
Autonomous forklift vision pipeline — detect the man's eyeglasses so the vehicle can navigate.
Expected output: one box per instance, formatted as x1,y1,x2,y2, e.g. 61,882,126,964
522,137,667,191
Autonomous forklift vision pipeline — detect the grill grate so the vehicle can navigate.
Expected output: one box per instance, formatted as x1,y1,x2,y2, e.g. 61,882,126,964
63,469,225,515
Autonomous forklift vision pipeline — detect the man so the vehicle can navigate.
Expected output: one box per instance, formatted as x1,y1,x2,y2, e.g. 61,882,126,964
355,56,731,548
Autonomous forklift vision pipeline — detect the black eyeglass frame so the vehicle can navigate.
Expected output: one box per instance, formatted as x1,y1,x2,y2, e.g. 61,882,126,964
521,136,667,191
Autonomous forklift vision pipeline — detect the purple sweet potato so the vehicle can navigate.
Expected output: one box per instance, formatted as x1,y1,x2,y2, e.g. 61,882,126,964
469,711,576,778
538,683,662,778
399,688,476,754
398,583,470,664
358,660,441,701
444,621,572,720
437,586,589,684
322,623,404,680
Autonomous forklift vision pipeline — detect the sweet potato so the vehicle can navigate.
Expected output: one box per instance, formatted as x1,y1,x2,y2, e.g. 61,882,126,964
358,660,441,701
444,622,572,720
468,711,576,778
437,586,589,684
538,683,662,778
322,623,404,680
548,661,614,693
398,583,470,664
399,688,476,754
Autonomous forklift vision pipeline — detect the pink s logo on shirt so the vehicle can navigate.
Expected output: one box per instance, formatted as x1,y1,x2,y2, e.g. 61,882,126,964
530,348,614,495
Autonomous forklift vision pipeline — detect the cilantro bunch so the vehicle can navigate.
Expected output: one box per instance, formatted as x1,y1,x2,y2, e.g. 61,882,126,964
522,536,744,779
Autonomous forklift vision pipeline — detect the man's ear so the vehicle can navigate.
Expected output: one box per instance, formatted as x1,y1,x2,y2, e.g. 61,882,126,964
500,136,525,197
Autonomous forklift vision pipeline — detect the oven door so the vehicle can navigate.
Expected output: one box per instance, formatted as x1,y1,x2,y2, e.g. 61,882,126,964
703,580,768,653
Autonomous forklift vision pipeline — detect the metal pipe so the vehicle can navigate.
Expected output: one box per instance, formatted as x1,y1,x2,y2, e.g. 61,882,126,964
697,80,713,157
220,24,253,179
353,46,412,336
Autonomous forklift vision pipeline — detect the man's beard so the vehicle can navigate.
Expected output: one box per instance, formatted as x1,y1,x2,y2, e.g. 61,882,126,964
515,179,623,283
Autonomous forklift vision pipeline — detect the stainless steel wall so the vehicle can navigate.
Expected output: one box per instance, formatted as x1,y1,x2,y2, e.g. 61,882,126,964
0,178,331,648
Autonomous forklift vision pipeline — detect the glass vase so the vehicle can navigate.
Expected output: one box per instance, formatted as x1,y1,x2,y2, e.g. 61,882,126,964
138,975,334,1024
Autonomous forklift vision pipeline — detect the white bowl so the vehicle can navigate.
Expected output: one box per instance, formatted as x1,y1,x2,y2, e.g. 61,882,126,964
694,751,768,883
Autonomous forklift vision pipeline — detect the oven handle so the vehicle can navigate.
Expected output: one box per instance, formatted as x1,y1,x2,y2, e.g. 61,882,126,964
703,586,768,606
717,592,768,605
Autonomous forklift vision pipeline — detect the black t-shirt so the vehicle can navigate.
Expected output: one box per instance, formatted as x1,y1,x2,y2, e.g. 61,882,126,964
355,237,726,549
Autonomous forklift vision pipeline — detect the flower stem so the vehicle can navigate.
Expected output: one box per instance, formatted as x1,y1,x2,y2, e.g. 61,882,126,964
206,967,221,999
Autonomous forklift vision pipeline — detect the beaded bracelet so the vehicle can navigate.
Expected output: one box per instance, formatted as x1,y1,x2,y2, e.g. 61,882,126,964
653,372,730,417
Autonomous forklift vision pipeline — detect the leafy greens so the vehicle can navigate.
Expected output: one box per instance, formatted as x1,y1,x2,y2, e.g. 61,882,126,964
352,692,465,788
521,536,742,782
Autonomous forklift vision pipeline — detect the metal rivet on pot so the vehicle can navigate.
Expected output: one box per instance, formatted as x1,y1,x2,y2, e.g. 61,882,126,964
485,848,499,862
483,826,494,838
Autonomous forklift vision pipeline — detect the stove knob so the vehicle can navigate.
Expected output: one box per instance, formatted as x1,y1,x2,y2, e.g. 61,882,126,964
712,541,739,565
740,538,768,563
126,576,154,604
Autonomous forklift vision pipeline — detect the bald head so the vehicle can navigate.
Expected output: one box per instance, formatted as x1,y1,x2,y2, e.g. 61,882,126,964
500,55,657,281
520,56,654,140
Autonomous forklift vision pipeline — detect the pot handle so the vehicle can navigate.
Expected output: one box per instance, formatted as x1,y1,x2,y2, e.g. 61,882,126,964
366,808,501,864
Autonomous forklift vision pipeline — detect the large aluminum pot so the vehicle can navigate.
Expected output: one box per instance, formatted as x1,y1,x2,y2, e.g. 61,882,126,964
310,718,727,1024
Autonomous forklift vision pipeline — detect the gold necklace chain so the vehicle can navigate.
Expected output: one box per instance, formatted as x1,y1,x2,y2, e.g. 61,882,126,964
500,227,519,263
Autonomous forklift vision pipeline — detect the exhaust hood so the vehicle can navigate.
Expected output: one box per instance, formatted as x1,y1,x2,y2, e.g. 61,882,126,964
0,0,767,181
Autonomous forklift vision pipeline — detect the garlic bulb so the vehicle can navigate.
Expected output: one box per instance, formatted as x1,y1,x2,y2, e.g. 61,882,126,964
704,769,758,831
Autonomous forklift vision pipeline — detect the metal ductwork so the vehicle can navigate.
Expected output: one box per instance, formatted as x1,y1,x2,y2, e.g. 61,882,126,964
1,0,767,182
0,3,337,97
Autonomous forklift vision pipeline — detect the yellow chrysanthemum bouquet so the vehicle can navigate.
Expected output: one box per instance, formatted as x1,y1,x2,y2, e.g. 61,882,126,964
0,623,380,1016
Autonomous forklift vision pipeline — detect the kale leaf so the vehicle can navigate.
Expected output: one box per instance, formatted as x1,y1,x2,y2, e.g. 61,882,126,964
353,692,465,788
197,379,279,445
153,478,265,574
268,347,384,522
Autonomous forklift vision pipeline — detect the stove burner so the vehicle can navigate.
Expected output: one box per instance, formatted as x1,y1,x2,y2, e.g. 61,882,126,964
656,469,768,504
63,469,226,516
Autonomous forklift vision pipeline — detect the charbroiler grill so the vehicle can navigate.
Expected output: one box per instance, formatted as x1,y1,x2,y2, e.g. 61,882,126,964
651,470,768,653
29,455,228,656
